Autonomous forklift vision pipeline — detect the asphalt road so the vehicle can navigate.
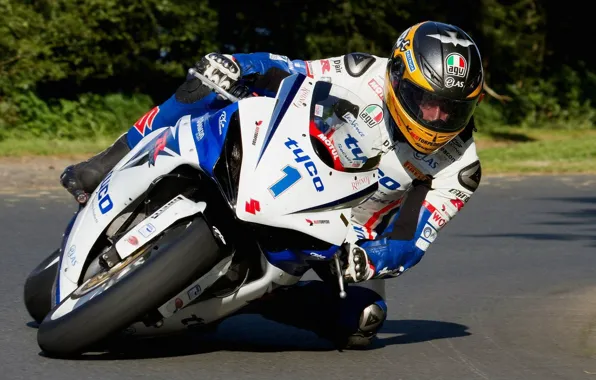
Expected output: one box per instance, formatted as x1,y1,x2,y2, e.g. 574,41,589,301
1,175,595,380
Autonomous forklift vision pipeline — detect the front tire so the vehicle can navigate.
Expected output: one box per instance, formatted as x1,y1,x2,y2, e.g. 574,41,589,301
37,216,222,357
24,249,61,324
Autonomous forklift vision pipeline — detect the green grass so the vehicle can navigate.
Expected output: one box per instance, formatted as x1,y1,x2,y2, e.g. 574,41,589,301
1,127,595,174
476,128,596,174
0,137,117,157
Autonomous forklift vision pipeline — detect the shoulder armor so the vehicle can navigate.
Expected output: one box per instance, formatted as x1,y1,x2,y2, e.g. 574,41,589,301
344,52,376,77
458,160,481,192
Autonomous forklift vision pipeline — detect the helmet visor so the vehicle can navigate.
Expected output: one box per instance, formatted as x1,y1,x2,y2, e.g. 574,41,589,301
393,78,477,132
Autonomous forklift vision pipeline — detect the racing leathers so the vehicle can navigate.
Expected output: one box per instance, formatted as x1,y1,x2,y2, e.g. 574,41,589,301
127,52,482,281
104,52,481,347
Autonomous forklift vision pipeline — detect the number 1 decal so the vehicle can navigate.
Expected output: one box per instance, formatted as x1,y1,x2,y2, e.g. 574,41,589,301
268,165,302,198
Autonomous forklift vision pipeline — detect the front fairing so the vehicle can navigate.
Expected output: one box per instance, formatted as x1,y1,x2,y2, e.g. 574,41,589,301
235,74,385,246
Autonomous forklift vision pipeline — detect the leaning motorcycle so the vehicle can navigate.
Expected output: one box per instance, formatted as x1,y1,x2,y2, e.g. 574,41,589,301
24,71,384,356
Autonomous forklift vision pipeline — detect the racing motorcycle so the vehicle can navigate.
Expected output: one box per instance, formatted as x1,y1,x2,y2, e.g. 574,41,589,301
24,70,384,356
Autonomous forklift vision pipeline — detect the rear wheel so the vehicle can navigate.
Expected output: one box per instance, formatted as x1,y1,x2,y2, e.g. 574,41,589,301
37,215,222,357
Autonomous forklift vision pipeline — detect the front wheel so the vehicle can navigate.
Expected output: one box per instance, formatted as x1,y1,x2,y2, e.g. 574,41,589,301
37,215,222,357
24,249,61,324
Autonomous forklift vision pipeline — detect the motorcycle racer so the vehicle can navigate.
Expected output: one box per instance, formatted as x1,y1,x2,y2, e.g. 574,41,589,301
59,21,484,348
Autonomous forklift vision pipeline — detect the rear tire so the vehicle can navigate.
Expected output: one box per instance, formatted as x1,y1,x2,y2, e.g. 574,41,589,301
24,249,60,324
37,215,222,357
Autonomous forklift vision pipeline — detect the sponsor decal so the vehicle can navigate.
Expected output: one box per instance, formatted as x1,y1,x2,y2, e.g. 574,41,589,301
342,112,366,137
343,134,367,163
194,115,207,141
314,104,324,117
413,151,439,169
187,284,202,299
351,176,371,191
445,77,464,88
378,168,401,190
407,126,443,148
151,196,183,219
422,224,438,242
321,59,330,74
148,131,169,167
305,61,314,78
285,137,325,192
309,252,326,259
429,211,446,228
67,245,77,266
449,188,470,203
445,53,467,78
368,79,384,101
127,236,139,246
316,133,340,163
245,198,261,214
438,146,458,163
332,59,342,73
450,198,465,211
359,104,384,127
405,50,416,72
403,161,427,180
97,171,114,215
138,223,156,238
292,87,310,108
252,120,262,146
305,219,330,226
218,111,227,135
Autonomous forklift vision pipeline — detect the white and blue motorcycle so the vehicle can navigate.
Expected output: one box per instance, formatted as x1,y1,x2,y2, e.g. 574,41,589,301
24,72,384,356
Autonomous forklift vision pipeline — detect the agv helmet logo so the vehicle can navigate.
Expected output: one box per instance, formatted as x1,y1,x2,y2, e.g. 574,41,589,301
445,53,467,78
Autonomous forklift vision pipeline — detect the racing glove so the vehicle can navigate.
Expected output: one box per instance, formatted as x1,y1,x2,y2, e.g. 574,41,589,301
344,238,425,283
194,53,242,92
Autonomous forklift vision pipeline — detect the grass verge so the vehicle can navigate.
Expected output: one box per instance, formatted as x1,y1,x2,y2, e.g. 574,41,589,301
1,127,595,175
0,137,118,158
476,127,596,174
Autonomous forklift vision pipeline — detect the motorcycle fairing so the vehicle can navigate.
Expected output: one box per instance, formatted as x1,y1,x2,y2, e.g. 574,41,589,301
235,74,378,246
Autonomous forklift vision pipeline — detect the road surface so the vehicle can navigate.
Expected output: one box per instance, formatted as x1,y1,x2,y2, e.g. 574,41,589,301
1,175,595,380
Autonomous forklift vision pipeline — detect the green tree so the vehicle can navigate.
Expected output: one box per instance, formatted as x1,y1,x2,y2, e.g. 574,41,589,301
0,0,219,138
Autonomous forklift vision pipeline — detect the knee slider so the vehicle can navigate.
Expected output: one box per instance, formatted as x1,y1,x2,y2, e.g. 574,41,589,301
358,301,387,334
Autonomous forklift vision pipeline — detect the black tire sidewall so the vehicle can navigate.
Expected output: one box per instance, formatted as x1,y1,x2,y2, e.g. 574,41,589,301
37,216,221,356
24,249,61,324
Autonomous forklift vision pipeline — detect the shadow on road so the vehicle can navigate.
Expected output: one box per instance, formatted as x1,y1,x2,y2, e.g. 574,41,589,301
36,318,471,360
465,196,596,247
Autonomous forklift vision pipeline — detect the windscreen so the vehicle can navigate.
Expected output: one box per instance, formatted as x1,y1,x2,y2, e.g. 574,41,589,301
307,81,384,172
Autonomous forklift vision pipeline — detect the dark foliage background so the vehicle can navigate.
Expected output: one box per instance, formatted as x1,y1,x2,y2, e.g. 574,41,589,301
1,0,593,140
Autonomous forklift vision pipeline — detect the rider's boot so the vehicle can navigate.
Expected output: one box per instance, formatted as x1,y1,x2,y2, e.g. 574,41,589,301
60,133,131,200
241,280,387,349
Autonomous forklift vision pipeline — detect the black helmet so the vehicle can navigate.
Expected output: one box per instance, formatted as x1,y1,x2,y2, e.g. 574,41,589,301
384,21,484,154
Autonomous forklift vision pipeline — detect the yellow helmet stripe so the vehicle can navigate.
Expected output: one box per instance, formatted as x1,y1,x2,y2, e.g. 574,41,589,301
396,22,434,92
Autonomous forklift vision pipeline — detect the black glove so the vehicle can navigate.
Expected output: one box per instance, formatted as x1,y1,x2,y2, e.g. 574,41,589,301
333,98,360,123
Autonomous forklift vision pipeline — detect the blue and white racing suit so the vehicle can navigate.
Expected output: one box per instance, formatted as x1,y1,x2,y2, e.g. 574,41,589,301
124,52,482,340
